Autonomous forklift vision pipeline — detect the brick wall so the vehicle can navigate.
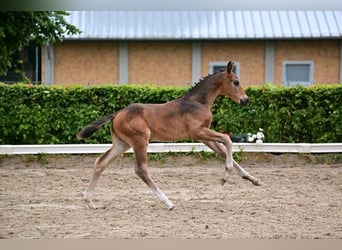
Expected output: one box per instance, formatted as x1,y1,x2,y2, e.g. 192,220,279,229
275,40,340,85
128,41,192,86
202,41,265,87
47,39,340,86
53,41,119,85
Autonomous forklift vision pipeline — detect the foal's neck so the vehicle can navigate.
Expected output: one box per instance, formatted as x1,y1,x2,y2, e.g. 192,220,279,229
185,76,222,108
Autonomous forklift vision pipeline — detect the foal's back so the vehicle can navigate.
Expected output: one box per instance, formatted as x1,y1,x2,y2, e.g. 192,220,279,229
113,97,211,142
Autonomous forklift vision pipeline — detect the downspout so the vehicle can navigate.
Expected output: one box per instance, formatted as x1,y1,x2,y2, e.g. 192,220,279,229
44,43,54,85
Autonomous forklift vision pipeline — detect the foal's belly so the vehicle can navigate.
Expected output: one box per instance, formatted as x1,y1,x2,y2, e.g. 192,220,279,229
149,125,190,142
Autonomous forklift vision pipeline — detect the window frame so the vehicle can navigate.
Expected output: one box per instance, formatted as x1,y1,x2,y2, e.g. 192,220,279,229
209,61,240,77
282,61,314,86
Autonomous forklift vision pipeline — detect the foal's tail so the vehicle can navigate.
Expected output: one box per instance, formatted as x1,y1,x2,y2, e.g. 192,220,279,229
77,113,116,139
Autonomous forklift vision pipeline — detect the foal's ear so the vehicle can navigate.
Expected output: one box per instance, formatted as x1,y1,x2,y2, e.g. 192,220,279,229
227,61,235,74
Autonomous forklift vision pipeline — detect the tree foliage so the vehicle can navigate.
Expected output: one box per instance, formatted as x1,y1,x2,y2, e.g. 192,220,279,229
0,11,80,76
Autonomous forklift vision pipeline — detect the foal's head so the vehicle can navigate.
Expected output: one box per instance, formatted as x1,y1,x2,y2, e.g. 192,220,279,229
220,61,248,106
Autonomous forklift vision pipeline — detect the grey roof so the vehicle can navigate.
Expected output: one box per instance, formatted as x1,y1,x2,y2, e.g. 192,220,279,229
64,11,342,40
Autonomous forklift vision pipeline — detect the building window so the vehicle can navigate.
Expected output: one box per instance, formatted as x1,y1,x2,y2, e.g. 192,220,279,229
282,61,314,86
209,61,240,77
0,44,41,84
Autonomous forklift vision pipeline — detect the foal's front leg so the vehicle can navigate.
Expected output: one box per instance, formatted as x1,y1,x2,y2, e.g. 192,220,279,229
202,140,261,186
192,128,235,181
233,160,261,186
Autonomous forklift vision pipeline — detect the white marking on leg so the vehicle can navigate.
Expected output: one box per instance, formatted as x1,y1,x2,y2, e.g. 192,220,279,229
223,135,234,171
84,139,130,209
84,195,97,209
202,140,261,186
151,188,175,210
233,159,251,177
233,160,261,186
225,146,234,175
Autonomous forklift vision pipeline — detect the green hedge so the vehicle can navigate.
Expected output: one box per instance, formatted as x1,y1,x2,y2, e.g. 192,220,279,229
0,83,341,144
213,84,342,143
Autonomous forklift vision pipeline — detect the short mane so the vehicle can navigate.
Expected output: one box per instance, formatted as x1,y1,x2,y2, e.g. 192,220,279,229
184,69,224,98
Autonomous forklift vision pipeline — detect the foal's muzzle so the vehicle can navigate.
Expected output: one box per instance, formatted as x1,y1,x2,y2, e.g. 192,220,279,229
240,97,249,106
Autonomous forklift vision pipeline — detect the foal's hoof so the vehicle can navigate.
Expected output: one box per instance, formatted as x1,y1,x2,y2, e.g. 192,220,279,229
84,198,97,209
253,179,262,186
168,204,176,211
220,178,227,186
243,176,262,186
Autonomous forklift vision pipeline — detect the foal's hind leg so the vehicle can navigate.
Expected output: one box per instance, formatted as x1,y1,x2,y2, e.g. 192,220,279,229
133,143,175,210
84,138,130,209
202,141,261,186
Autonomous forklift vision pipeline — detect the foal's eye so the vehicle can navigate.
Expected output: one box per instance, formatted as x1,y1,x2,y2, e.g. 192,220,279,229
233,80,240,87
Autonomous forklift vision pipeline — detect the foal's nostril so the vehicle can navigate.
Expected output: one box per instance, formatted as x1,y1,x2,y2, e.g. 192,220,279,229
240,98,249,106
